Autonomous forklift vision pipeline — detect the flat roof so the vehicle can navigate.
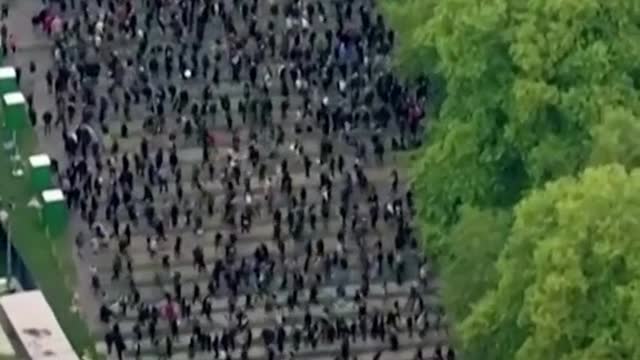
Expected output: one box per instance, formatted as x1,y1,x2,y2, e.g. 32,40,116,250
3,92,25,106
29,154,51,168
0,281,17,358
0,291,78,360
41,189,64,203
0,67,16,79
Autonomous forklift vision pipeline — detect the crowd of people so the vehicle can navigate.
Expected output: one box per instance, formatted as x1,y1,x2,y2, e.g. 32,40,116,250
17,0,455,358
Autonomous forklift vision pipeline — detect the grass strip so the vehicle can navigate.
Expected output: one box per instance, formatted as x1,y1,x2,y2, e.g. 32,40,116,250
0,111,99,358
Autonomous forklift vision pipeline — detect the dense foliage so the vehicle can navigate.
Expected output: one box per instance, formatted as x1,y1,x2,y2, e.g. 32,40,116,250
383,0,640,358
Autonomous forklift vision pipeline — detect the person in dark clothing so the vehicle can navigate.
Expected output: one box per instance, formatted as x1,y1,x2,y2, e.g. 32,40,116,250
23,0,433,358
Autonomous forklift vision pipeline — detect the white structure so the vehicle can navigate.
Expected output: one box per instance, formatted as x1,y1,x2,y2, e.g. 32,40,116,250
29,154,51,168
42,189,65,203
0,291,79,359
0,67,16,80
3,92,25,106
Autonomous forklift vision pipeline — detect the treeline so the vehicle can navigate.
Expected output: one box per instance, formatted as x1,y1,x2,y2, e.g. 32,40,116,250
382,0,640,359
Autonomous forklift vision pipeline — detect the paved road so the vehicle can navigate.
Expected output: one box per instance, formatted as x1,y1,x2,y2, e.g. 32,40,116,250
2,0,449,359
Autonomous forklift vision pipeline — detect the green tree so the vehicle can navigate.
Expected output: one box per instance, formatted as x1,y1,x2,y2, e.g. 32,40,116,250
380,0,438,78
461,165,640,360
590,106,640,168
388,0,640,245
440,206,511,322
384,0,640,358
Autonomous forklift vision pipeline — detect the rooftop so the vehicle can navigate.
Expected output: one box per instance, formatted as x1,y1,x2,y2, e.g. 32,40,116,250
2,93,25,106
0,291,77,360
41,189,64,203
28,154,51,168
0,68,16,80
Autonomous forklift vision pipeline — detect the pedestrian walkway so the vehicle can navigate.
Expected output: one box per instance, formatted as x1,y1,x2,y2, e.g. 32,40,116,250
2,0,455,359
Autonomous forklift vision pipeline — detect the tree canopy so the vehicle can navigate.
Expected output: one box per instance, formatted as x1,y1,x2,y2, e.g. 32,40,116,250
462,165,640,360
383,0,640,358
439,206,511,321
385,0,640,237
